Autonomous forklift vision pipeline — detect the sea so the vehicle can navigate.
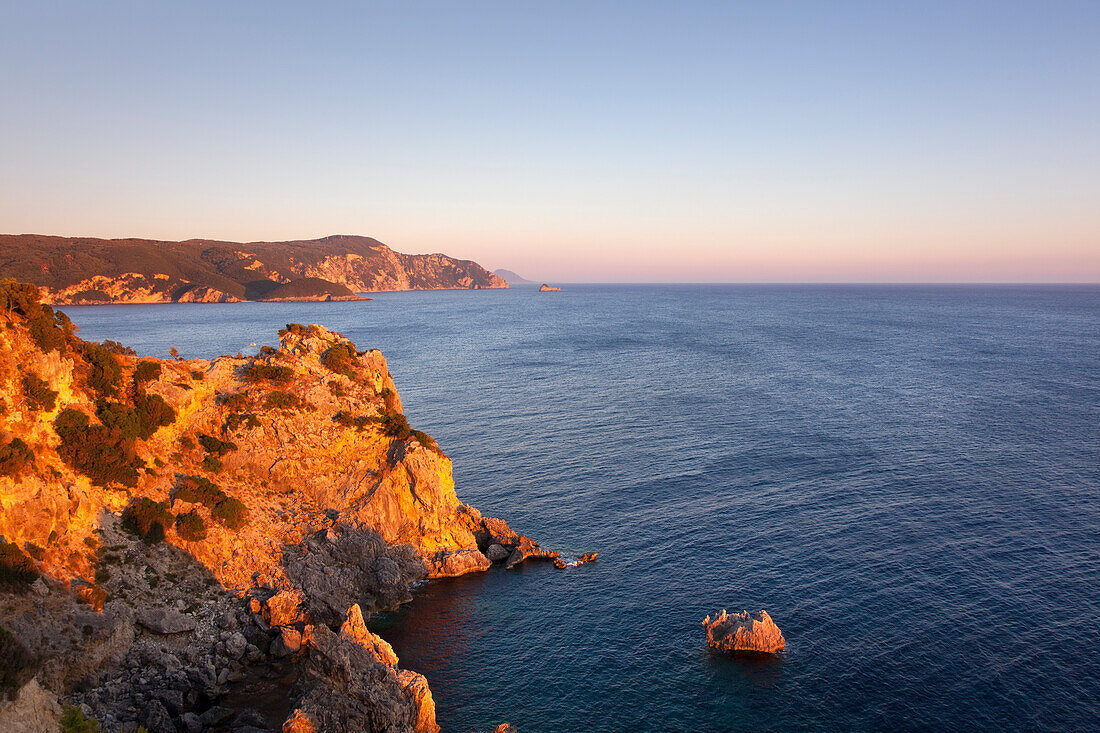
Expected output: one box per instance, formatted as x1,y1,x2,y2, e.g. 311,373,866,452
65,284,1100,732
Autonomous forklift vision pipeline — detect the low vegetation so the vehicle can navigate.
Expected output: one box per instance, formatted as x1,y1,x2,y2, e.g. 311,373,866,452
173,475,227,507
22,373,57,412
0,541,39,592
80,341,124,396
263,390,310,411
120,497,174,544
225,412,260,432
202,455,223,473
198,433,237,456
244,363,294,384
132,360,162,384
211,496,248,530
54,408,143,487
59,704,102,732
95,393,175,441
320,342,358,378
218,392,250,410
0,437,34,478
174,511,207,541
0,279,76,352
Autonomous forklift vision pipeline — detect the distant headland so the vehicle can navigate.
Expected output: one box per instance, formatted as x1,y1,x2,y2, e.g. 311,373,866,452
493,269,535,285
0,234,508,305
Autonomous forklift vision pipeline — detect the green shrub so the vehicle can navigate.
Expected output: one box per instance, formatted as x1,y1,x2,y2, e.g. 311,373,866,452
0,437,34,478
100,340,135,356
80,342,123,396
59,704,102,732
174,511,207,541
411,429,438,450
54,409,142,487
179,435,195,450
0,280,74,353
173,475,227,507
0,626,39,702
375,409,412,441
21,374,57,412
244,364,294,383
95,393,174,442
334,411,373,431
327,381,345,397
191,370,204,381
278,323,309,337
202,455,223,473
0,542,39,592
198,433,237,456
212,497,248,530
218,392,250,410
120,497,173,544
225,412,260,432
263,390,309,411
320,343,358,377
133,361,161,384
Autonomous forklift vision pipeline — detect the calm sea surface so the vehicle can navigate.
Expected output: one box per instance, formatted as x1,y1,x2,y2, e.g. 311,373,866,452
66,285,1100,732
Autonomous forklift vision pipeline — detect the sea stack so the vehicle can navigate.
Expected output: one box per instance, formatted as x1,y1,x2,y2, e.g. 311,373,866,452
702,609,785,654
539,283,562,292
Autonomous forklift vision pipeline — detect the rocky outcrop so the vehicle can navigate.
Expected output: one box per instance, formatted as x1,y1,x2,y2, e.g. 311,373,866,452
0,678,61,733
0,233,507,304
702,610,786,654
539,283,561,292
289,604,440,733
0,285,568,732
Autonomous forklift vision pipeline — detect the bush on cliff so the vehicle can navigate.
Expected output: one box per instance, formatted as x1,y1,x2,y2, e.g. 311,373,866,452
263,390,310,411
225,412,260,432
334,411,373,430
99,340,135,356
375,409,412,441
0,280,75,353
174,511,207,541
0,542,39,592
212,497,248,530
54,408,142,487
133,360,161,385
22,374,58,412
79,342,123,396
198,433,238,456
202,455,223,473
244,363,294,384
218,392,250,410
96,394,175,441
0,437,34,478
320,343,358,378
121,497,173,544
173,475,227,507
59,704,102,732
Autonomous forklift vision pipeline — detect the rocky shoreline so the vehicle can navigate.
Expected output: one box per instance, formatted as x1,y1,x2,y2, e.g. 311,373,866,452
0,281,573,731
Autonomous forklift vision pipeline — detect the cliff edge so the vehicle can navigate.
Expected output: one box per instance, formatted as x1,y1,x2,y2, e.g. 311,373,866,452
0,280,547,731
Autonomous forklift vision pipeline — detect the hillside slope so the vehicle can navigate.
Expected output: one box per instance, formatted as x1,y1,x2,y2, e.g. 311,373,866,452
0,282,555,732
0,234,508,304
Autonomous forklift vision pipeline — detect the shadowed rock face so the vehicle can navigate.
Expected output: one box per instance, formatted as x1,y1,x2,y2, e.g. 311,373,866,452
703,610,786,654
0,233,508,304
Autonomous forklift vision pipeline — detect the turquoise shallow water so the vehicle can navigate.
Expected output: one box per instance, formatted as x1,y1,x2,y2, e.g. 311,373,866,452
66,285,1100,732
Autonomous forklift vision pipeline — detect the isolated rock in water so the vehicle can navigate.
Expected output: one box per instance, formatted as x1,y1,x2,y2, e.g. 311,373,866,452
137,607,197,635
702,609,785,653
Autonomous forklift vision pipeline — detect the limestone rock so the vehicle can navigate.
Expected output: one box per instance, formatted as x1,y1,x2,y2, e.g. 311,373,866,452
428,549,492,577
283,709,318,733
702,609,785,654
137,607,197,634
0,678,61,733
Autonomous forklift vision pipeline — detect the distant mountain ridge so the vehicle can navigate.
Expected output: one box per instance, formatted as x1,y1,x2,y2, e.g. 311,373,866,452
493,268,535,285
0,234,507,304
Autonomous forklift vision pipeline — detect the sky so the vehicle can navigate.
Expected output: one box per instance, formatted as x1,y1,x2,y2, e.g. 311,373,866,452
1,1,1098,282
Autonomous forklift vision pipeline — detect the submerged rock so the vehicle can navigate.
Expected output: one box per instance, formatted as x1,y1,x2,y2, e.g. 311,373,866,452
702,609,785,654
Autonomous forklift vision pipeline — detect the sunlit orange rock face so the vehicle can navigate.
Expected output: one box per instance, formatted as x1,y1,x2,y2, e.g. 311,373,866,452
703,609,786,654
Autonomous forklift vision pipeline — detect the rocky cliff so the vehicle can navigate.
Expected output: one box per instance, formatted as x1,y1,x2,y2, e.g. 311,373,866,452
0,281,546,732
0,234,508,304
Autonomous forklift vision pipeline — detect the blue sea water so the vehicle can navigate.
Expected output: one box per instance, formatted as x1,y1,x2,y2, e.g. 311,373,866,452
65,285,1100,732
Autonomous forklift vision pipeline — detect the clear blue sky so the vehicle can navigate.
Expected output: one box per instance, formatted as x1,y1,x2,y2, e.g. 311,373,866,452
1,1,1097,281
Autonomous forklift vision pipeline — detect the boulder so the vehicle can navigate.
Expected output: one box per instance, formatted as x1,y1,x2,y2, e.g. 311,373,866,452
136,607,196,634
263,589,306,627
702,609,785,654
486,544,510,562
427,549,491,577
